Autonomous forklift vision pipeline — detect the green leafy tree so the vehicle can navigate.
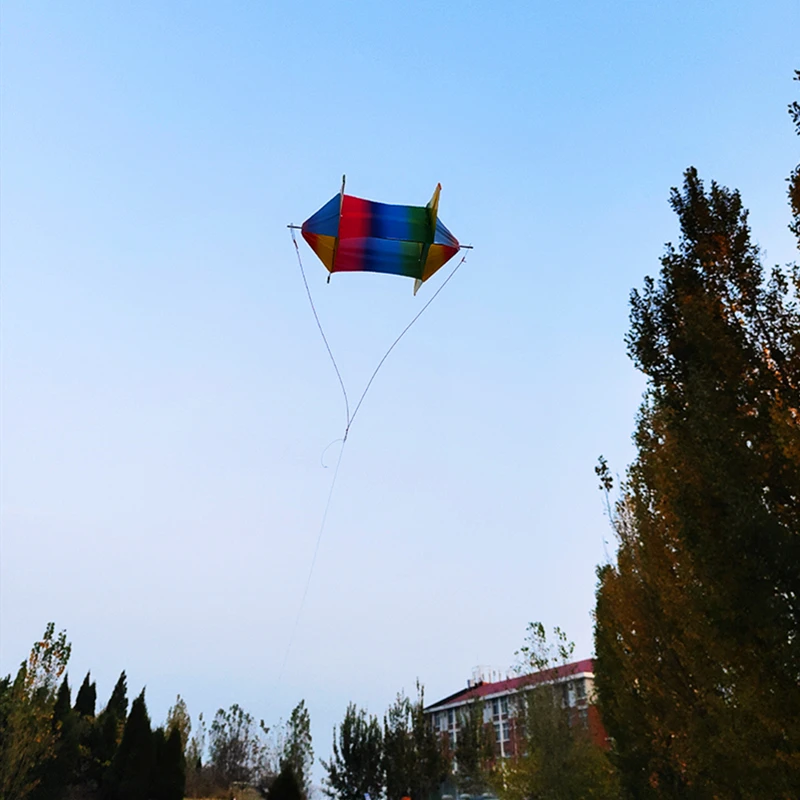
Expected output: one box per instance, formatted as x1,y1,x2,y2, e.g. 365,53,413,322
452,700,493,796
383,693,415,800
594,166,800,798
383,685,449,800
789,70,800,246
208,703,271,786
0,623,71,800
280,700,314,799
323,702,384,800
165,694,191,755
487,623,618,800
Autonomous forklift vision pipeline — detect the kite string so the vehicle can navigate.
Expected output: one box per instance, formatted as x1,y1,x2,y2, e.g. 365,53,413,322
346,253,468,436
280,232,468,680
278,436,347,683
291,228,350,429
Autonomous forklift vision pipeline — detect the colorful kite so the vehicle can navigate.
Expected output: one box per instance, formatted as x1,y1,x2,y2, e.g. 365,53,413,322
300,179,461,294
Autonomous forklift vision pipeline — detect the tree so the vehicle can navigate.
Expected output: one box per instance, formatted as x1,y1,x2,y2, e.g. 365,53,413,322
789,70,799,246
95,671,129,776
106,689,154,800
594,166,800,798
165,694,191,755
74,672,97,718
452,699,493,796
29,676,81,799
383,693,415,800
383,684,449,800
151,725,186,800
269,763,303,800
323,703,384,800
487,624,618,800
208,703,271,786
0,623,71,800
280,700,314,799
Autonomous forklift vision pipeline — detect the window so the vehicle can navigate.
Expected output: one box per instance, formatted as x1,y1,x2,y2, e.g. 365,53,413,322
500,696,508,715
494,722,501,742
448,709,455,727
576,680,586,700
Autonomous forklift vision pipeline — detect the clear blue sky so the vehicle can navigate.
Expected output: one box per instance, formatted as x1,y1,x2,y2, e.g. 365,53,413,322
2,0,798,784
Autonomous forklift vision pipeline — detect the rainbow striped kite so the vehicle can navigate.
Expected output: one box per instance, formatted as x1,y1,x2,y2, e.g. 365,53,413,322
301,180,461,294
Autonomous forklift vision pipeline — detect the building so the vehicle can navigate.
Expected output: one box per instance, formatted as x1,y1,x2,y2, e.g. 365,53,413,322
424,659,606,759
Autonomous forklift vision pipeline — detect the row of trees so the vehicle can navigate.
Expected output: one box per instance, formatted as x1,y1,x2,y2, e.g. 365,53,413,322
0,625,313,800
323,623,619,800
593,72,800,798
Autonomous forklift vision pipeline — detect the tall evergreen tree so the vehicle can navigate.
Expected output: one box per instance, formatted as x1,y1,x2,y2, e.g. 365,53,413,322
74,672,96,718
594,167,800,798
104,672,128,720
150,725,185,800
96,671,129,772
105,689,154,800
323,703,384,800
280,700,314,800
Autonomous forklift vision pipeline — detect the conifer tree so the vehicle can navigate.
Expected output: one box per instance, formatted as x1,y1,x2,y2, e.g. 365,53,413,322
74,672,96,718
104,672,128,720
150,725,185,800
280,700,314,800
105,689,154,800
323,703,384,800
594,166,800,798
96,671,128,772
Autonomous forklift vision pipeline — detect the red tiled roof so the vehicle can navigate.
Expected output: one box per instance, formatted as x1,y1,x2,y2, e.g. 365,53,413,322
425,658,594,712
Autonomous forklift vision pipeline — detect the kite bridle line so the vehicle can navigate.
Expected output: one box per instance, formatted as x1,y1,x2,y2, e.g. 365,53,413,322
279,226,469,682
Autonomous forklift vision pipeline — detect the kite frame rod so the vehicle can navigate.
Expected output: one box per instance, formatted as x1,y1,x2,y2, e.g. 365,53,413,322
287,223,472,250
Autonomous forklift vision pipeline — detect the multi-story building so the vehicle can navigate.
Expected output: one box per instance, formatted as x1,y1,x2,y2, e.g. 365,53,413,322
424,658,605,759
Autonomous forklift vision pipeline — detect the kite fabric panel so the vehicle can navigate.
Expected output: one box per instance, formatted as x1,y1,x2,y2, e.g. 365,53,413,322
301,183,461,293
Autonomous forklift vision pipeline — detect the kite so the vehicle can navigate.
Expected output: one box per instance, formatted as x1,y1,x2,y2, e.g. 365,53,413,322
299,178,461,294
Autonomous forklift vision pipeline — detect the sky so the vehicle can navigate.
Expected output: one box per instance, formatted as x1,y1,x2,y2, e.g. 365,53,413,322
1,0,798,785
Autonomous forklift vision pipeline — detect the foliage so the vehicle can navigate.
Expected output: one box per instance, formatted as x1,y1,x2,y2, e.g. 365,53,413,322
269,763,304,800
488,623,619,800
0,623,71,800
383,684,449,800
151,725,186,800
279,700,314,800
594,165,800,798
452,700,493,796
323,702,384,800
208,703,271,786
165,693,191,754
105,689,154,800
74,672,97,718
789,70,800,246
